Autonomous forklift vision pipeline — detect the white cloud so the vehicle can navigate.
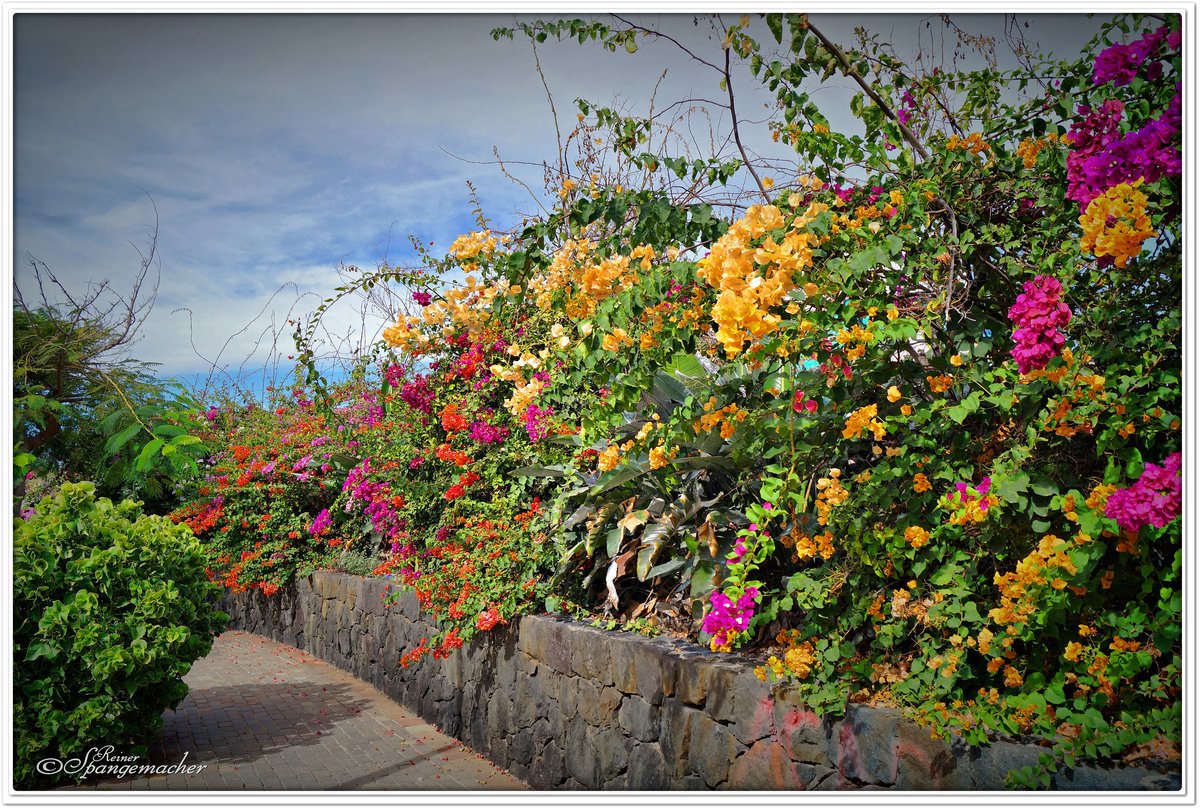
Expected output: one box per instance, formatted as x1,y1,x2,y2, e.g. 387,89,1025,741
13,11,1109,383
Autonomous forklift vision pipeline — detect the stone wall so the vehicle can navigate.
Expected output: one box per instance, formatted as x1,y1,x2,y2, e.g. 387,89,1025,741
221,572,1178,791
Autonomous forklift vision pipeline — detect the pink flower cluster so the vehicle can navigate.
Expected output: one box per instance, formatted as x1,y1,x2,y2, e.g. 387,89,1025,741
1008,275,1072,374
1064,100,1125,206
524,403,554,443
1065,93,1182,208
309,508,332,537
399,375,435,414
1106,452,1182,533
953,476,993,512
701,586,759,648
1093,25,1176,86
343,461,408,541
384,363,406,388
468,420,509,445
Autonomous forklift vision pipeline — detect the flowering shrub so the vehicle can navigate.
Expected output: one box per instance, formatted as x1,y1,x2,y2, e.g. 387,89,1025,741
181,12,1182,785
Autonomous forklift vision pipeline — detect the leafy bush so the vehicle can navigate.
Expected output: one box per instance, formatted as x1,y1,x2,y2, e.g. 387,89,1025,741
13,482,227,787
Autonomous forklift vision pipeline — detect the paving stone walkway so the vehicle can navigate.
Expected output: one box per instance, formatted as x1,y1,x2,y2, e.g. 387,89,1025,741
73,630,527,792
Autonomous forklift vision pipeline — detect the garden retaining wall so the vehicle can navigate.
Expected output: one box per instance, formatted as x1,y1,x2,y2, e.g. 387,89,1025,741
220,571,1179,791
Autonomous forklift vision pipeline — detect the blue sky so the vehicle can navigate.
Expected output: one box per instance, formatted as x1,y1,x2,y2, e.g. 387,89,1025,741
12,12,1106,394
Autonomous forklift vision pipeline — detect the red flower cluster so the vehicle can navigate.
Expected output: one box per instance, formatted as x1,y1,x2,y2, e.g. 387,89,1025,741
440,403,469,433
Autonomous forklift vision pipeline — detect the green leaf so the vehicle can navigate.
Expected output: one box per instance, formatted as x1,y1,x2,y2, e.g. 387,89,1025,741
134,439,164,472
512,465,567,478
591,463,648,495
646,557,688,579
1126,449,1144,479
104,424,143,455
24,641,60,662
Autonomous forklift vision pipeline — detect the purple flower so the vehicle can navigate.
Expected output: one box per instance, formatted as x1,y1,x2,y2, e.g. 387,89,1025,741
413,290,433,307
1065,91,1182,209
1093,25,1171,86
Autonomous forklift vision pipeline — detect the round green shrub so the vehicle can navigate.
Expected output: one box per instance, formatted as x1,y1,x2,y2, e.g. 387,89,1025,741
13,482,228,787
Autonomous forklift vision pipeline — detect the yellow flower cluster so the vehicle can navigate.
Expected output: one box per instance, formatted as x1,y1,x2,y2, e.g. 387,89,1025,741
772,124,829,145
648,444,676,470
989,534,1079,627
835,322,876,361
904,525,930,548
383,275,512,353
1079,179,1156,269
598,415,675,473
502,375,545,419
1015,133,1059,169
927,374,954,394
697,203,828,357
597,444,621,472
814,469,848,526
601,327,635,352
842,404,886,441
1085,482,1117,514
946,132,991,154
525,240,654,319
448,230,505,270
693,398,747,440
754,630,818,682
796,528,835,561
945,491,1000,526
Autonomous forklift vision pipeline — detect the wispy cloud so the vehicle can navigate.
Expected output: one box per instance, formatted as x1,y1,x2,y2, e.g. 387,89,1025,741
13,12,1105,382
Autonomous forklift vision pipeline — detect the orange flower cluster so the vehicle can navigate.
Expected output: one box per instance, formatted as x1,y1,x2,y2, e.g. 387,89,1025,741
1015,133,1059,168
835,322,876,361
440,403,469,433
927,374,954,394
697,202,828,357
1079,179,1156,268
815,469,848,526
694,398,747,440
904,525,930,548
754,630,818,682
842,403,886,441
435,443,472,467
946,132,991,154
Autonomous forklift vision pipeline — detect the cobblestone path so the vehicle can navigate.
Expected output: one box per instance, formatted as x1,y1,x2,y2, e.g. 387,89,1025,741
73,630,527,792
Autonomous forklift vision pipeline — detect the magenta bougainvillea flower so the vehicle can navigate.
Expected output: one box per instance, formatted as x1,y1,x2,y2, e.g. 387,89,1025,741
1008,276,1072,374
701,586,759,648
1106,452,1182,533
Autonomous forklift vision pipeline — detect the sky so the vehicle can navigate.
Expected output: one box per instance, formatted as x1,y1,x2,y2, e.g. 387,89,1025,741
11,11,1111,396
